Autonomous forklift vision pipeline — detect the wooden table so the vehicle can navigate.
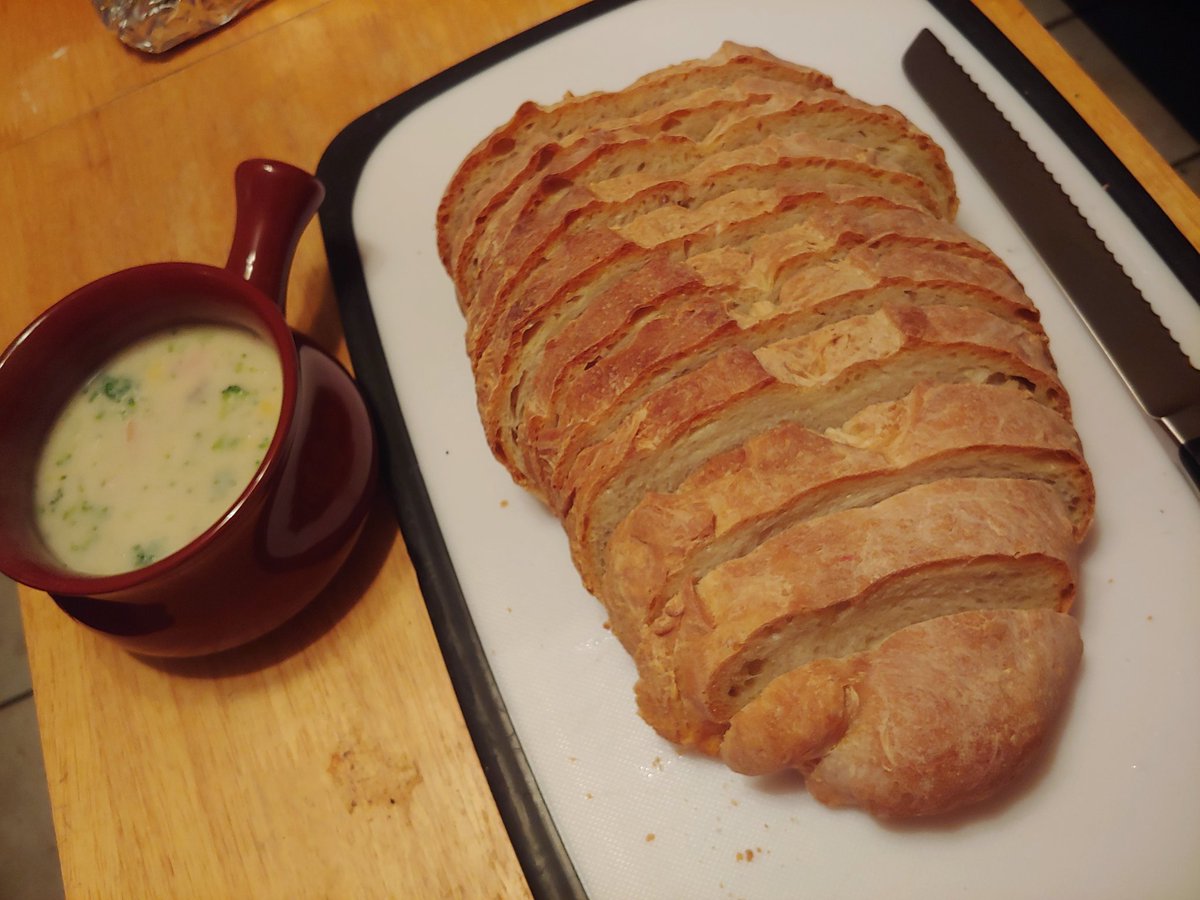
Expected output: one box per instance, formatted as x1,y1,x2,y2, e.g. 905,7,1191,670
2,1,1195,895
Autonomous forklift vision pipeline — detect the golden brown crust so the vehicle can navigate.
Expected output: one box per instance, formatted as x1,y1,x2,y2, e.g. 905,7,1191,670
721,609,1083,818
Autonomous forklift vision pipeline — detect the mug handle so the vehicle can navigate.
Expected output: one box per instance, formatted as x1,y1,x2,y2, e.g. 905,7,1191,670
224,159,326,312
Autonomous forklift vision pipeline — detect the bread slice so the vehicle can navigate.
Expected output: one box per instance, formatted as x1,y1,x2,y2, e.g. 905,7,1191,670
719,608,1082,817
633,477,1077,747
602,382,1093,650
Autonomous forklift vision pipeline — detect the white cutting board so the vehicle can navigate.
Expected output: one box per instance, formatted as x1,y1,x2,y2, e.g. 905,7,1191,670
348,1,1200,896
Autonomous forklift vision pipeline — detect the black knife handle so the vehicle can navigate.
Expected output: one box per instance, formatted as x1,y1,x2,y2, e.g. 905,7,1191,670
1163,403,1200,493
1182,440,1200,491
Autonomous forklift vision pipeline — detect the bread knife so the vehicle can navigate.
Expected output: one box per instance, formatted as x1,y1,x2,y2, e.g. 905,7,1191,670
902,29,1200,491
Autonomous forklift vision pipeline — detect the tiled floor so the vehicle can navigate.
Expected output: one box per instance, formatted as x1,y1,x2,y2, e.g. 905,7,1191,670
1031,0,1200,179
1,577,65,900
1,5,1196,898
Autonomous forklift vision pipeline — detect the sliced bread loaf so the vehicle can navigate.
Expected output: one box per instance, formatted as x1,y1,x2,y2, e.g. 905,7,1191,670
435,44,1093,818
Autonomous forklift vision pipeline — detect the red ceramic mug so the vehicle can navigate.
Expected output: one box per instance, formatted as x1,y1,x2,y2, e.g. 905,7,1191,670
0,159,378,657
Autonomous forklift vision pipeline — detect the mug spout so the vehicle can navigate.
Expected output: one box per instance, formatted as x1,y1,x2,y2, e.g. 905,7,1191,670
225,159,325,311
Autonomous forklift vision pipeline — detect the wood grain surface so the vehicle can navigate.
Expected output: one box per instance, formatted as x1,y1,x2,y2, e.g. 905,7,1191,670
2,0,1195,896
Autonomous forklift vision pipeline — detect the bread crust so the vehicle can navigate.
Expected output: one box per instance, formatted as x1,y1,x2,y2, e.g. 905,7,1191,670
721,609,1083,817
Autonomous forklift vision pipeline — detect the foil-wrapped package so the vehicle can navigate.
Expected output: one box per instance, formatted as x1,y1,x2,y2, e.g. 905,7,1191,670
92,0,265,53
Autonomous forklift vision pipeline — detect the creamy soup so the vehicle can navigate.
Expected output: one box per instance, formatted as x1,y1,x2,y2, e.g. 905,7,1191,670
34,324,283,575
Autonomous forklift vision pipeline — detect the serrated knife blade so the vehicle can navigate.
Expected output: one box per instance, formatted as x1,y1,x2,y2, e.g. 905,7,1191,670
902,29,1200,490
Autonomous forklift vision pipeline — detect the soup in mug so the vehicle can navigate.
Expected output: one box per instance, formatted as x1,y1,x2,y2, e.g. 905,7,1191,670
34,324,283,575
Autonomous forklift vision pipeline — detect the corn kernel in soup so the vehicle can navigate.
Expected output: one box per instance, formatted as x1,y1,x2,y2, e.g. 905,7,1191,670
34,324,283,575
